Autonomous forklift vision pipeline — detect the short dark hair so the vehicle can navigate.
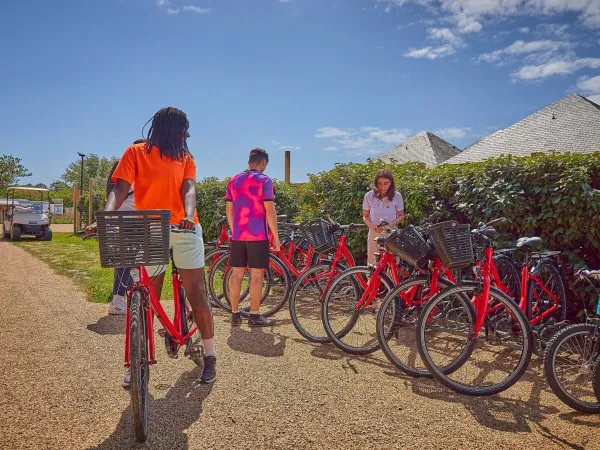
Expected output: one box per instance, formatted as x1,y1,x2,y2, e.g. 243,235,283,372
133,139,146,144
249,148,269,164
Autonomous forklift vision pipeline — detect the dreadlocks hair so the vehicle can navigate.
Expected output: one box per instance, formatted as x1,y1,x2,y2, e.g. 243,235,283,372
143,107,190,161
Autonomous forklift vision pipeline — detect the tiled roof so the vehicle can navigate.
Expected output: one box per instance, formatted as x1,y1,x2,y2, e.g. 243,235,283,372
377,131,461,167
444,94,600,164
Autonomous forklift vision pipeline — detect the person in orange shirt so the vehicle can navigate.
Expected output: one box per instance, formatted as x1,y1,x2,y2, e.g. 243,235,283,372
88,107,216,384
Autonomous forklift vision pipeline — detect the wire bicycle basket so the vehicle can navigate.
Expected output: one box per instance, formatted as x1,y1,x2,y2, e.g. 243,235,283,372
96,210,171,268
427,220,474,270
384,225,433,269
299,218,338,254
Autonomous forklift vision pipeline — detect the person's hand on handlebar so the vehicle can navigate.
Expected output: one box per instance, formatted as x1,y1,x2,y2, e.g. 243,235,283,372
179,217,196,231
271,236,281,252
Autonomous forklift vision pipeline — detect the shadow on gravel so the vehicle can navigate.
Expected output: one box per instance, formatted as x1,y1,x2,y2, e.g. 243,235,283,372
227,326,287,357
89,367,212,450
87,315,126,335
406,361,561,434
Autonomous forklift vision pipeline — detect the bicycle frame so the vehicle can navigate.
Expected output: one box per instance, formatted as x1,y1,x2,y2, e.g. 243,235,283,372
401,257,455,307
354,250,409,310
519,261,560,325
124,265,198,367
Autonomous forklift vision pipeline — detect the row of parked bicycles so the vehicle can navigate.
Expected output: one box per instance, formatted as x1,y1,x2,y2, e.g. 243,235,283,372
203,213,600,413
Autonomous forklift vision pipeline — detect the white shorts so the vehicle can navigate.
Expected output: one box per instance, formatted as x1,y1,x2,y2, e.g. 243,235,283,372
146,224,205,277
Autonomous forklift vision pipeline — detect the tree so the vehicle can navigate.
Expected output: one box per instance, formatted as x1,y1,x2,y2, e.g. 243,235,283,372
60,154,119,190
0,154,32,189
50,180,69,191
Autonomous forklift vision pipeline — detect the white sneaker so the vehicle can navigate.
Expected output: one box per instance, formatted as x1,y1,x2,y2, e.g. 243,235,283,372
123,369,131,388
108,296,127,315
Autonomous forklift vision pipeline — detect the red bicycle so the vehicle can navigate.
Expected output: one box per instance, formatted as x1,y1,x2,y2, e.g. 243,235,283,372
94,210,205,443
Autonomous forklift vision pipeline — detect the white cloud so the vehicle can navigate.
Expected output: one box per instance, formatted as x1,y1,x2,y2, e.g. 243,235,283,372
167,8,180,14
279,0,293,3
404,44,456,59
157,0,168,6
314,127,351,138
427,27,465,47
512,58,600,80
315,126,411,155
434,127,471,139
520,27,530,33
378,1,600,33
279,145,301,150
182,6,210,13
578,74,600,104
478,39,574,64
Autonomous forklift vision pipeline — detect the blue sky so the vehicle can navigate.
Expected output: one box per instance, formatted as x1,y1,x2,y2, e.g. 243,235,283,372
1,0,599,186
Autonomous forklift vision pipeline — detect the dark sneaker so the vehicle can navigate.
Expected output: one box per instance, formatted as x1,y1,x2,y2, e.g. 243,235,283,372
200,356,217,384
231,312,242,327
248,314,275,327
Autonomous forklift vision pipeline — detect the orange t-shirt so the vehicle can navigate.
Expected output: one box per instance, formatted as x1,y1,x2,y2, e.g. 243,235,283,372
112,143,199,225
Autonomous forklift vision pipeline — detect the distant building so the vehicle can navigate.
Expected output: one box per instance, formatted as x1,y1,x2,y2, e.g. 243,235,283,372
444,94,600,164
377,131,461,167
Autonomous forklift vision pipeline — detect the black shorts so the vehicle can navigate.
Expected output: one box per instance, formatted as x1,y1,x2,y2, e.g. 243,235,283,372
229,240,270,269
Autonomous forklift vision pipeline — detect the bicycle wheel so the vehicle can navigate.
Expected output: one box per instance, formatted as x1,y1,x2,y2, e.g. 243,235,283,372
493,254,521,301
289,261,346,343
207,252,249,310
129,290,150,442
543,323,600,413
204,248,230,307
179,287,204,367
377,275,455,377
223,254,292,317
417,283,533,396
594,354,600,403
322,266,395,355
529,260,567,350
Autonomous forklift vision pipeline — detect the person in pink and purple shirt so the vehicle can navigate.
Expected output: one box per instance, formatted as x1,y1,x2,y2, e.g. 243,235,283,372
225,148,281,327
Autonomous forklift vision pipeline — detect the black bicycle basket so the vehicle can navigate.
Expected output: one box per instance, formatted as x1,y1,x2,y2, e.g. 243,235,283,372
299,219,338,254
96,210,171,268
427,220,474,270
384,225,434,269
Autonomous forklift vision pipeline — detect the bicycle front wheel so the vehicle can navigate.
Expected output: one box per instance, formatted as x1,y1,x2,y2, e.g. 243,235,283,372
289,261,346,343
377,275,454,378
322,266,395,355
129,290,150,442
544,323,600,413
417,283,533,396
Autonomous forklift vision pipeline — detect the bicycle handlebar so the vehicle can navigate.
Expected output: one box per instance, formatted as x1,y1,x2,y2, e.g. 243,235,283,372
577,269,600,279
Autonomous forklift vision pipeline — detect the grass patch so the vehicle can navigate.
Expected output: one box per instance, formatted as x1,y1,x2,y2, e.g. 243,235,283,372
11,233,174,303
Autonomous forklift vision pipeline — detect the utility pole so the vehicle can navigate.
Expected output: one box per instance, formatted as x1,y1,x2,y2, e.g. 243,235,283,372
284,150,291,184
75,152,85,231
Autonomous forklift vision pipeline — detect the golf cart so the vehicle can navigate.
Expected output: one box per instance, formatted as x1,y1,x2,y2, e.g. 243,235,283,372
2,186,53,241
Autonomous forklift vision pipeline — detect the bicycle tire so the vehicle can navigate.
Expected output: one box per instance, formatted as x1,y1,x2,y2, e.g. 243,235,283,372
221,254,292,317
493,254,521,301
543,323,600,413
129,290,150,442
376,275,455,378
417,282,533,396
322,266,395,355
289,261,346,343
207,252,252,310
528,259,567,350
204,248,230,307
179,287,204,367
594,354,600,403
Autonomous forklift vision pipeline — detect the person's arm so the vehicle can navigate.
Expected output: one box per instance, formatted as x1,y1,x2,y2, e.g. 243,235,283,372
179,178,197,230
389,193,405,227
363,209,377,231
390,210,405,228
85,179,130,234
264,201,280,251
226,202,234,233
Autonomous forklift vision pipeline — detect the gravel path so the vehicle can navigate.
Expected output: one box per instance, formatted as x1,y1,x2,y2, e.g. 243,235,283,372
2,240,600,450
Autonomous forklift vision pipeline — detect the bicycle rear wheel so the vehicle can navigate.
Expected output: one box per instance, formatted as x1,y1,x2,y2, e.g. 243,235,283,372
289,261,346,343
129,290,150,442
543,323,600,413
376,275,454,377
417,283,533,396
204,248,230,308
594,354,600,404
322,266,395,355
529,260,567,351
179,287,204,367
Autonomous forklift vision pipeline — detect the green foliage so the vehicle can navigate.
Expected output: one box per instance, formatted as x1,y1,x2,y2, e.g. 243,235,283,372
61,153,119,189
78,193,105,226
0,154,32,190
297,152,600,312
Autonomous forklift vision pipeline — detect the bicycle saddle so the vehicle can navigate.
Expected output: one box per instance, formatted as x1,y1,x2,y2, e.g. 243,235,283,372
516,236,542,248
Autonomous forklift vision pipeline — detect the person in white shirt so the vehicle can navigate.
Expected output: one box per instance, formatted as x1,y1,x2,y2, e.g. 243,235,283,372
362,169,405,265
106,139,141,315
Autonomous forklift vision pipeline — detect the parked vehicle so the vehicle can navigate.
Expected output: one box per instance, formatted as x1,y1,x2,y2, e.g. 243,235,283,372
2,186,53,241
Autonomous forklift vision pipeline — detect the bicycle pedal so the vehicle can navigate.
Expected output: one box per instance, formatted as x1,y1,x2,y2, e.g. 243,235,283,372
158,328,167,337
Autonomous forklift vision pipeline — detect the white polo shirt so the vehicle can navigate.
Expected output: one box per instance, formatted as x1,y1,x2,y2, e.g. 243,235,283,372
363,190,404,225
